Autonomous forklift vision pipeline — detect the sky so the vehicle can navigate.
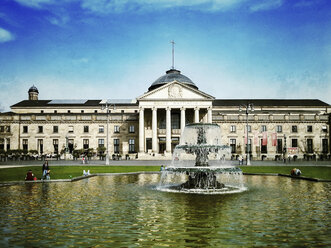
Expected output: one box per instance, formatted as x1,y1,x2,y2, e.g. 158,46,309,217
0,0,330,112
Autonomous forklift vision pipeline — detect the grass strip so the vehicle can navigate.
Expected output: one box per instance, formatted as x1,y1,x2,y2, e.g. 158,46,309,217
0,166,161,182
0,165,330,182
240,166,331,180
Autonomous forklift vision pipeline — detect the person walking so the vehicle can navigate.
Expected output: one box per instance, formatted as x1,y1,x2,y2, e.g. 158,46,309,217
42,161,50,180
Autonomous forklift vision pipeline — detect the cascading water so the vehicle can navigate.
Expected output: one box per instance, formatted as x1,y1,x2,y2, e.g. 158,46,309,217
157,123,247,194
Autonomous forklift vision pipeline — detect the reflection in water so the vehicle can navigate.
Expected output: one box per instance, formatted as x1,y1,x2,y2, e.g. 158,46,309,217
0,175,330,247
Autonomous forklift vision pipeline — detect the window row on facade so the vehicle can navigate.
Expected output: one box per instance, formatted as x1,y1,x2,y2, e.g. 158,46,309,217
21,125,135,134
229,138,329,154
20,138,136,155
228,124,328,133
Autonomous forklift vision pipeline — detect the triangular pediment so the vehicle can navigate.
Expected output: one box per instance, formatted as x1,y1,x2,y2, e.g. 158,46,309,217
137,81,214,101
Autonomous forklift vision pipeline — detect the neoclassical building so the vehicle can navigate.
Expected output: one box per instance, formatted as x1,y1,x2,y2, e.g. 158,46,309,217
0,68,330,160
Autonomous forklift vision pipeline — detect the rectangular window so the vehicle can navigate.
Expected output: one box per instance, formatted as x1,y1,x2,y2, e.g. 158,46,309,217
129,139,135,153
114,126,120,133
83,139,89,150
129,125,135,133
277,139,283,153
68,139,74,154
261,139,267,154
38,139,43,154
291,139,298,148
307,139,313,153
53,126,58,133
230,139,236,153
171,113,180,129
230,125,236,133
23,139,28,151
23,126,28,133
98,139,104,148
322,139,328,154
99,125,104,133
292,125,298,133
0,126,4,133
84,126,89,133
5,126,10,132
68,126,74,133
276,125,282,133
38,126,43,133
54,110,57,113
114,138,120,153
261,125,267,132
6,138,10,151
53,139,59,154
159,118,166,129
81,110,84,113
322,126,327,133
307,125,313,133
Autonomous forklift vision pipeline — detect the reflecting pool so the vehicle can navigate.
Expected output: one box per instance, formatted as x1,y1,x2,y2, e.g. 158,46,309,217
0,174,330,247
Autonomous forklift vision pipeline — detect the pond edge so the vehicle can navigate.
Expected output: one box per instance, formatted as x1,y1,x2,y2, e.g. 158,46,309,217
0,171,330,187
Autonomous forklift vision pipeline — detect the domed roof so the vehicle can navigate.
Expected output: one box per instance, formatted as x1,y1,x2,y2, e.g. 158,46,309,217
28,85,39,93
148,69,198,91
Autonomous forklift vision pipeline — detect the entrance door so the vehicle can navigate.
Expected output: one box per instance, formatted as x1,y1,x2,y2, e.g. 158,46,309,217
146,138,152,153
171,137,180,152
159,143,166,154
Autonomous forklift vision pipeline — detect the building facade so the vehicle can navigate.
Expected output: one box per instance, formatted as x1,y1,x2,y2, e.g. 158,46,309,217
0,68,330,160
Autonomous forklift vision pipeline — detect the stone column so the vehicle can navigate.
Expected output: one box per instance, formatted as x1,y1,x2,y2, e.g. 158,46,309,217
4,138,7,151
139,107,145,153
166,107,171,153
180,107,186,132
207,107,212,123
194,107,200,123
152,107,158,153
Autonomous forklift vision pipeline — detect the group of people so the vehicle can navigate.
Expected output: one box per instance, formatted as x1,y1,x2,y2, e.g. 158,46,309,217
25,161,51,181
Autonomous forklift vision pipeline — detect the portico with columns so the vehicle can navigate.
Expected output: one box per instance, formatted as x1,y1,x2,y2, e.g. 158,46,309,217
137,80,214,158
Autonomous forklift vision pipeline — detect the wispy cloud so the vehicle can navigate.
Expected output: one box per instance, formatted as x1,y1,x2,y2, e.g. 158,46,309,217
294,0,325,8
46,14,70,26
13,0,55,8
249,0,284,12
79,0,248,13
0,27,15,43
12,0,293,14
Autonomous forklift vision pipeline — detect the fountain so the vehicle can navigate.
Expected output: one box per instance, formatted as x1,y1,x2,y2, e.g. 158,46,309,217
158,123,246,194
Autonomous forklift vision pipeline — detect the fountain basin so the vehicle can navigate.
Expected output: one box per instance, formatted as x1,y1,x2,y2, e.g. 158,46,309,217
159,123,244,193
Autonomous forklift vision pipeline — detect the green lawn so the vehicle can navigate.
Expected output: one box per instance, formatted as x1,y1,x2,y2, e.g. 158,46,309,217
240,166,331,180
0,165,330,182
0,166,161,182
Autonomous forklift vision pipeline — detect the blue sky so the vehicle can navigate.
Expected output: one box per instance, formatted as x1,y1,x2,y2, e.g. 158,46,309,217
0,0,330,111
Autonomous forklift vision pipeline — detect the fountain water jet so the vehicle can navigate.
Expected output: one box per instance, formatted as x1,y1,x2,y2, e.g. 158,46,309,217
158,123,246,194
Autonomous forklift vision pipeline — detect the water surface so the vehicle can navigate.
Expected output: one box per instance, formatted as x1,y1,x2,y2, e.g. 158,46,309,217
0,174,330,247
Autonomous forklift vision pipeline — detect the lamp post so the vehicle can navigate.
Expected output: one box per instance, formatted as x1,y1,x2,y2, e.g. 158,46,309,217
65,134,68,160
101,101,110,165
101,100,116,165
283,134,287,163
239,103,254,165
319,111,331,159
